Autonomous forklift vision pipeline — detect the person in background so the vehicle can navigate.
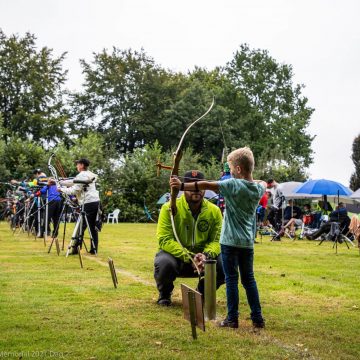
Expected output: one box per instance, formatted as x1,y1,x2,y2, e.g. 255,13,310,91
217,162,232,215
266,179,284,230
256,191,268,227
38,178,62,239
59,158,100,254
281,199,302,237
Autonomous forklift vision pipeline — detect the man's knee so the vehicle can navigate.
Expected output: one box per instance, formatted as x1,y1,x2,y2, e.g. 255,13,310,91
154,251,179,281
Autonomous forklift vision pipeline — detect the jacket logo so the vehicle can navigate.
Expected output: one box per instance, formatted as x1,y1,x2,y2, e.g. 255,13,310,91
197,220,209,232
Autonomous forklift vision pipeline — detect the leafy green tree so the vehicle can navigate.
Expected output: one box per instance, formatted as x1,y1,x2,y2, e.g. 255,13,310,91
225,44,314,169
52,132,115,204
101,141,222,221
162,70,235,162
0,30,68,143
254,159,308,183
69,48,186,153
350,134,360,190
2,137,47,180
0,115,9,181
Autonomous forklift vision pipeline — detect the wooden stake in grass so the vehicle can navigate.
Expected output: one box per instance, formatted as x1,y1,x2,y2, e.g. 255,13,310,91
78,246,83,269
48,237,61,256
108,257,118,288
55,238,60,256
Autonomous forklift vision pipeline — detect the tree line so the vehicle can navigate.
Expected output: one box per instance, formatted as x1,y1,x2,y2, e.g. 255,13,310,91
0,29,320,219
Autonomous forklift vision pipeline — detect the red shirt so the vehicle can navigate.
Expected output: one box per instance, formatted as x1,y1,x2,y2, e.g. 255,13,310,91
259,192,268,208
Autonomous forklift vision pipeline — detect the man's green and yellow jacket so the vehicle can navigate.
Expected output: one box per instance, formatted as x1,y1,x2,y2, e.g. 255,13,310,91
156,195,223,263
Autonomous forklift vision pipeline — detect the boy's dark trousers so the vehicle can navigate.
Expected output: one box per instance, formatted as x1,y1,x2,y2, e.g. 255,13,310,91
221,244,264,324
154,250,225,299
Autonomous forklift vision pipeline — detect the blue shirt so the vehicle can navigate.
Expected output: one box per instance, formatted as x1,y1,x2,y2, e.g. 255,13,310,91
40,184,62,202
218,178,265,248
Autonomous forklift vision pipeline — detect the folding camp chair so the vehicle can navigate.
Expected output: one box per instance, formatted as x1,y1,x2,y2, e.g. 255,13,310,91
318,220,355,253
299,211,322,239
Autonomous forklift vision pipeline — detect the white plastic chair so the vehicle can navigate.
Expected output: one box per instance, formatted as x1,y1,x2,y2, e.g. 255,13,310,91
107,209,120,224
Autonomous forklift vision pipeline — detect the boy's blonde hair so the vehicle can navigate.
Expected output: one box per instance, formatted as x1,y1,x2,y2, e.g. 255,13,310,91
227,147,254,174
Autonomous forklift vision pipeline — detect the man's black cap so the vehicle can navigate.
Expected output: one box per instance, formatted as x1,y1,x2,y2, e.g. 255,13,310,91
33,168,41,174
184,170,205,183
75,158,90,167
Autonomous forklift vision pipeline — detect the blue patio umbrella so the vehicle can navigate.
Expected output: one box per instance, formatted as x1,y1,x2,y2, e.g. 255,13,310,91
295,179,352,196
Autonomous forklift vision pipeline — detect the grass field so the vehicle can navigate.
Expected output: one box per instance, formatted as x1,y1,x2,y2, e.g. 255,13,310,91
0,221,359,360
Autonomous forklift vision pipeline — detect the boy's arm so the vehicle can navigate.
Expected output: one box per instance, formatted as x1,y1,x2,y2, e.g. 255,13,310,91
170,177,219,192
254,180,267,187
202,208,222,258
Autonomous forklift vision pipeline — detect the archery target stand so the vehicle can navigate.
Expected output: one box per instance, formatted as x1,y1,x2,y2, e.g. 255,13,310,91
181,284,205,340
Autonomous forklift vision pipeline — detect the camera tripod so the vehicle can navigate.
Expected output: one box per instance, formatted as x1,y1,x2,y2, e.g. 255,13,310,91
19,194,48,246
47,197,79,256
65,203,97,268
64,182,97,268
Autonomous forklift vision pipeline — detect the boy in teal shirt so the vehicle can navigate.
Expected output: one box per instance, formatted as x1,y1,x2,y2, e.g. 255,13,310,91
170,147,265,328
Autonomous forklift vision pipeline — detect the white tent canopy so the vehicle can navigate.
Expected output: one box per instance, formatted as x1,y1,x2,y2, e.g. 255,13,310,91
278,182,320,199
350,188,360,200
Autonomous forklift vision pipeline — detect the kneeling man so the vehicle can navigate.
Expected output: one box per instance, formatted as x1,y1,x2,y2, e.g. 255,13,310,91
154,170,225,306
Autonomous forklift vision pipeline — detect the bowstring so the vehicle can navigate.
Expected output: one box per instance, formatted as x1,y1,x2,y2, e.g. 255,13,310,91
55,157,67,178
218,117,229,162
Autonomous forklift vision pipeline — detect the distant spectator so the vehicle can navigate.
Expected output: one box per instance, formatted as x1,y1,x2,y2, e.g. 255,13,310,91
283,199,302,222
256,191,268,226
266,179,284,237
282,200,302,236
217,162,232,215
306,203,350,240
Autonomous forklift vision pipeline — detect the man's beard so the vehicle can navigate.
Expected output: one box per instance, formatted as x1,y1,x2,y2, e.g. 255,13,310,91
187,192,203,205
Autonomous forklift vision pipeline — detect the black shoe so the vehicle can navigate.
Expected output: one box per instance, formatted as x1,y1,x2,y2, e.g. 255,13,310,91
88,249,96,255
157,297,171,306
219,317,238,329
253,321,265,329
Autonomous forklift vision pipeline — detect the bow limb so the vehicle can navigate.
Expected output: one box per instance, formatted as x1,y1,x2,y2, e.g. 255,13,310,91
169,97,215,276
48,153,75,207
170,96,214,216
48,153,60,185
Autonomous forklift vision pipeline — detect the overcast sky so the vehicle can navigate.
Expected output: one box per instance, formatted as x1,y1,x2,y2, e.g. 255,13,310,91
1,0,359,186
